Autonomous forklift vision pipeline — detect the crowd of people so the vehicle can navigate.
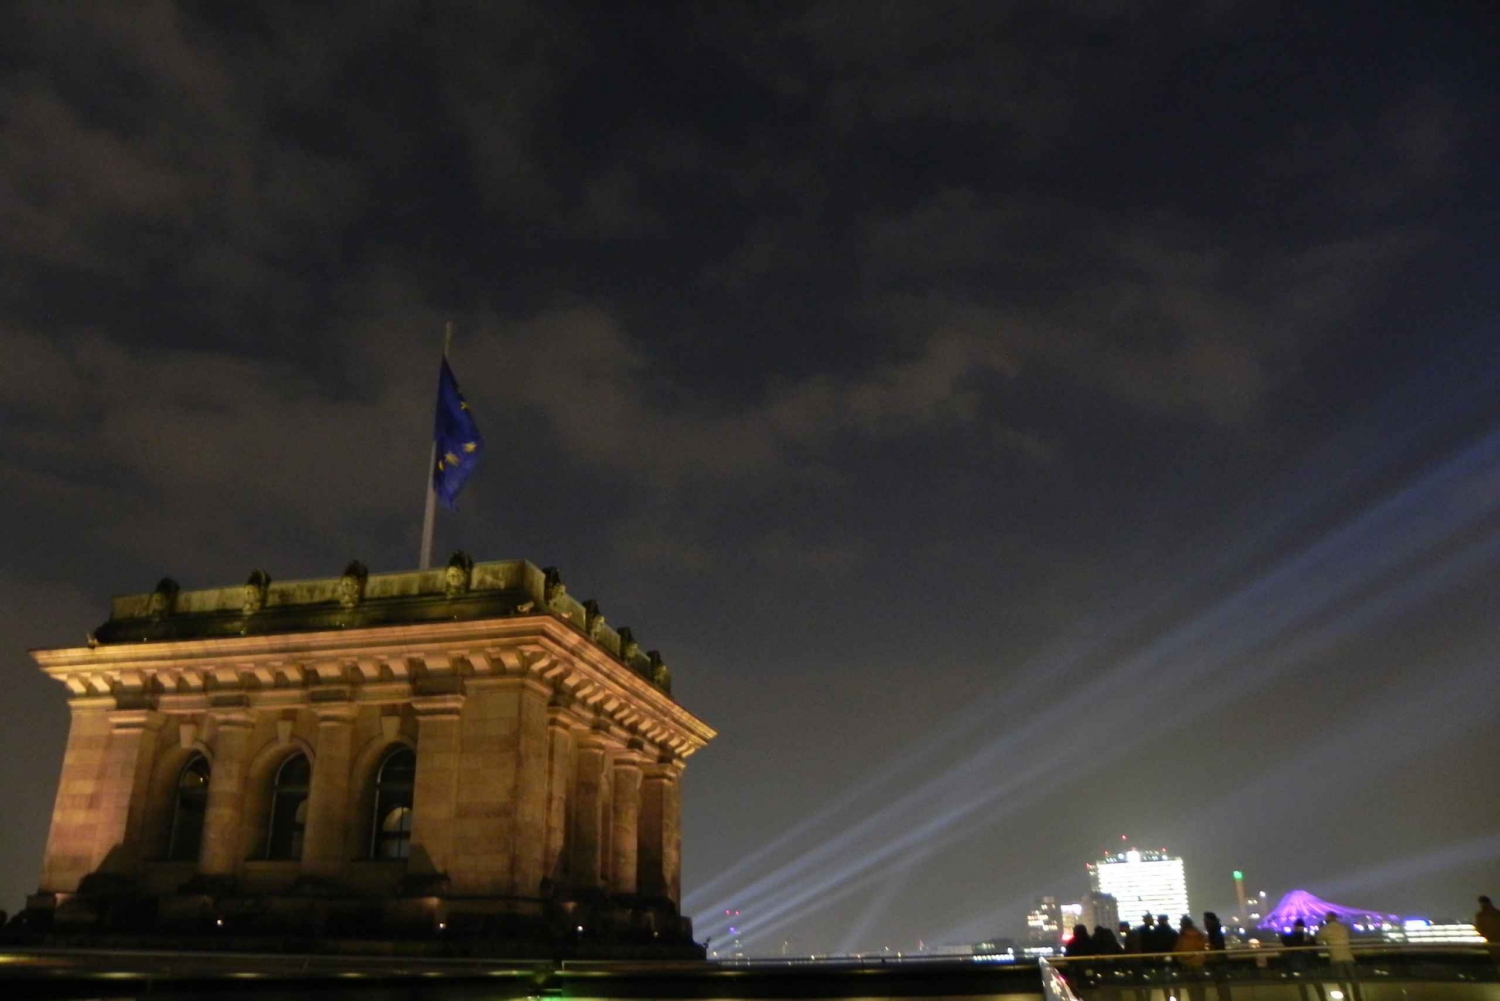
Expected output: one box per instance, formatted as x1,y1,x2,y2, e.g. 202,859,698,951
1061,911,1226,960
1055,896,1500,1000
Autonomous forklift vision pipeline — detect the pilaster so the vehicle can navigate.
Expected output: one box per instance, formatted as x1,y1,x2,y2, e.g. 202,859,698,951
609,753,643,897
38,701,114,893
301,703,356,879
199,711,257,878
541,708,576,887
90,709,166,876
638,760,683,907
409,694,463,878
510,676,552,897
569,737,609,891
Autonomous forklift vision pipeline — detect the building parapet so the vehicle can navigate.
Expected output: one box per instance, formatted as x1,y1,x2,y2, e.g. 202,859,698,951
91,556,675,695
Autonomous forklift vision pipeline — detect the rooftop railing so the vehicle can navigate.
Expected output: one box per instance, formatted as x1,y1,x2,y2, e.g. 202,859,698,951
1043,942,1499,1001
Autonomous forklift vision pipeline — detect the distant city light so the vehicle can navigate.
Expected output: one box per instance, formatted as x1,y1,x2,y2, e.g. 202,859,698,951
1259,889,1401,931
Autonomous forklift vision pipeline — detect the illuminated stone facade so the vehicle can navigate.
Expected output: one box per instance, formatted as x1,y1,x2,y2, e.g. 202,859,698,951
26,558,715,953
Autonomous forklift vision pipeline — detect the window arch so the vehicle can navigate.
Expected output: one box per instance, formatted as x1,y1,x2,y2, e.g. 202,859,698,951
167,754,210,861
265,753,310,860
370,746,415,859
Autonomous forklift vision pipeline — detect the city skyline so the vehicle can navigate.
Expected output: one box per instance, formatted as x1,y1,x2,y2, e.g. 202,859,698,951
1,2,1498,957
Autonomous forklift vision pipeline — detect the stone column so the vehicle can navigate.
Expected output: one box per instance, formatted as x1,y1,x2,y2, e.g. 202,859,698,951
609,755,643,897
668,769,682,906
38,703,113,893
569,739,608,891
199,711,256,878
409,694,463,878
638,761,682,907
541,708,576,887
90,709,166,876
599,747,615,888
301,704,355,879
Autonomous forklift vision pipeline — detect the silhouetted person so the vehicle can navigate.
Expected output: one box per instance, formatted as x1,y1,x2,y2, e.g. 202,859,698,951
1204,912,1225,951
1316,912,1362,1001
1121,920,1138,953
1151,913,1179,954
1282,920,1325,1001
1134,913,1156,953
1061,922,1094,990
1093,924,1123,955
1200,912,1228,1001
1176,916,1207,961
1171,917,1208,1001
1476,896,1500,961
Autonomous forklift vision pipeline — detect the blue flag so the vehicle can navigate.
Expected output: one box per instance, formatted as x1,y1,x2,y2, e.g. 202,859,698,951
432,358,483,508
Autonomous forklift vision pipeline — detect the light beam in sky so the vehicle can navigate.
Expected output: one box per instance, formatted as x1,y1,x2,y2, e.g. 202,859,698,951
698,394,1500,949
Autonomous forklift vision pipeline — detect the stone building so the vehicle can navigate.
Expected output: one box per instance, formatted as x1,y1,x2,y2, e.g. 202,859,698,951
25,557,715,953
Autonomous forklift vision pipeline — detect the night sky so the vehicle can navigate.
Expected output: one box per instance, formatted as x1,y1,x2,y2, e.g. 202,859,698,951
1,2,1497,952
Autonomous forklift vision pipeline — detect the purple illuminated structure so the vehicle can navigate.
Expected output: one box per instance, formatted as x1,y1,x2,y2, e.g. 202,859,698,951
1259,890,1402,932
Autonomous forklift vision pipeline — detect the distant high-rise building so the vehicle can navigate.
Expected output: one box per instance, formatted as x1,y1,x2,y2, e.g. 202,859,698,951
1061,903,1084,938
1080,891,1119,933
1088,848,1190,923
1026,896,1063,945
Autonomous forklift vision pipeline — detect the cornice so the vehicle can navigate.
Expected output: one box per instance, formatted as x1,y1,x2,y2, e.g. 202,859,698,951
31,615,713,758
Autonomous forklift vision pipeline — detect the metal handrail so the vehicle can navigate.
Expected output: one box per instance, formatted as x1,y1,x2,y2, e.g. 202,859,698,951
1046,941,1491,965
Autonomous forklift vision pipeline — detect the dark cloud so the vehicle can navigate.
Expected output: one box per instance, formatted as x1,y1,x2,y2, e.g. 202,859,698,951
1,0,1497,948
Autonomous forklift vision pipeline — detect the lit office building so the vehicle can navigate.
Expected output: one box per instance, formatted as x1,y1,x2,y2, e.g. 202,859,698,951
1061,903,1083,938
1390,920,1486,944
1026,896,1063,945
1088,849,1190,923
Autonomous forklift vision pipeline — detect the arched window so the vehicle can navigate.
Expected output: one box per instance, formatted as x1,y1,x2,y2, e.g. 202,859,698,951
370,746,415,859
167,754,209,861
266,753,310,860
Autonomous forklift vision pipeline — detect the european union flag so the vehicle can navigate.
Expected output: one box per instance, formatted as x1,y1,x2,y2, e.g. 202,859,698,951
432,358,483,508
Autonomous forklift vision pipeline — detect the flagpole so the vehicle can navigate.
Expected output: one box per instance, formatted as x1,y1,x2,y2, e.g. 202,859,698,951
418,321,454,570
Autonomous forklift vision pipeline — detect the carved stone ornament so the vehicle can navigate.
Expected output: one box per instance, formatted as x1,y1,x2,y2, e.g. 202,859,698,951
618,627,640,664
242,569,271,616
543,566,566,608
648,650,672,694
147,578,180,620
444,551,473,598
338,561,369,609
584,599,606,640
